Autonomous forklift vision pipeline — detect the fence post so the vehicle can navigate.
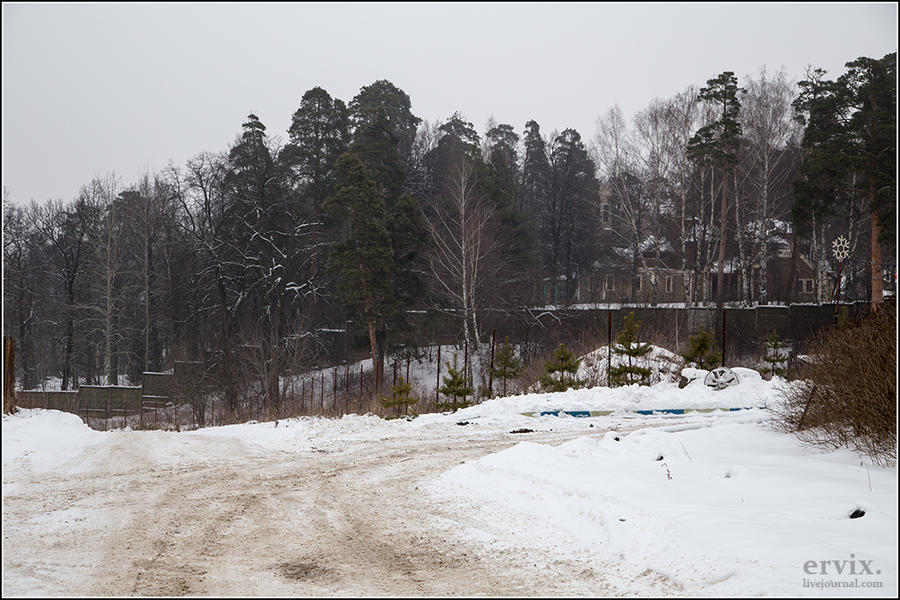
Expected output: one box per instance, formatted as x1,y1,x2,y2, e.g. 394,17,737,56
607,310,612,387
436,345,441,409
3,337,15,414
463,339,468,405
489,330,495,398
721,307,727,367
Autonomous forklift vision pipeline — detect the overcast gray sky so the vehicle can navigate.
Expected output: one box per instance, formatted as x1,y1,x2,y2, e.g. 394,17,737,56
2,2,897,205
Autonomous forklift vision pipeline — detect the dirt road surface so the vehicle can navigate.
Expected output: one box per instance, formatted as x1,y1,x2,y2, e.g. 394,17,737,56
3,422,624,596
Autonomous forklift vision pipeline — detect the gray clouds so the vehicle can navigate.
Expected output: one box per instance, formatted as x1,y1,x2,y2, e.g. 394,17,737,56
2,2,896,204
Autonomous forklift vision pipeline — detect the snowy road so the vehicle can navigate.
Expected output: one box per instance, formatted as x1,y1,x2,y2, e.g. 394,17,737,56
3,421,622,596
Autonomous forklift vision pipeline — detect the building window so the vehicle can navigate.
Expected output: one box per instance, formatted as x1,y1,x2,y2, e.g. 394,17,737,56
635,275,642,291
605,274,614,291
666,276,673,293
797,279,813,294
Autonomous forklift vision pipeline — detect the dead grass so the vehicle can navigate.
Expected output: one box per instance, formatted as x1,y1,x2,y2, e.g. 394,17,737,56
770,305,896,466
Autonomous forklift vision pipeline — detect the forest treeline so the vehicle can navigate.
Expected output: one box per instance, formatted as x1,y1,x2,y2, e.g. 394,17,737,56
3,54,895,413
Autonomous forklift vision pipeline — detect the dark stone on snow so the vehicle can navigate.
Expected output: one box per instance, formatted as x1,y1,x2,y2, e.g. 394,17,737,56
589,423,594,428
614,436,620,441
656,455,664,461
509,428,534,434
849,508,866,519
679,374,699,388
456,421,470,426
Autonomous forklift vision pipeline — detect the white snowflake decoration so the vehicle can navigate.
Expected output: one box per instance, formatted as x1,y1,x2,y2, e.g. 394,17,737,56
832,235,850,261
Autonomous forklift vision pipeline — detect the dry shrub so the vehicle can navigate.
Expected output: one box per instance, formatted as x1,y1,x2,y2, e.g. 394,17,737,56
771,305,896,466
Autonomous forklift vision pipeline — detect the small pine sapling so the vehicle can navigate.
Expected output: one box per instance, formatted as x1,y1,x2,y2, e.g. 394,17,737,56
378,377,419,417
438,354,473,412
761,329,789,379
539,343,585,392
680,324,722,369
609,312,653,386
491,338,523,397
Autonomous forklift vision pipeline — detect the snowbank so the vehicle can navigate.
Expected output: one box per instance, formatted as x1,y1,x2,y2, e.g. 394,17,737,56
2,409,106,473
452,368,777,427
426,421,898,596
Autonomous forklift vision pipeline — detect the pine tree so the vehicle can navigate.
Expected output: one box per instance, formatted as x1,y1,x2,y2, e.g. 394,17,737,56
491,337,523,397
349,102,425,380
281,86,350,217
794,54,895,311
438,353,473,412
324,153,394,389
680,324,722,369
378,377,418,417
688,72,745,308
483,125,536,306
539,343,584,392
349,79,421,174
546,128,598,301
609,312,652,386
761,330,789,379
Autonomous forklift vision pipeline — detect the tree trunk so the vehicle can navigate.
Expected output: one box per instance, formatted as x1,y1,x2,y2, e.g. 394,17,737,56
144,199,152,374
63,286,76,390
758,153,771,305
680,187,691,306
733,170,749,304
870,183,883,312
366,315,378,397
716,168,727,309
704,167,716,305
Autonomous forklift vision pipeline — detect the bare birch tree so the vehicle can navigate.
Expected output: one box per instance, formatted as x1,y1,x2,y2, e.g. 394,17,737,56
594,106,649,301
423,156,497,382
741,67,801,304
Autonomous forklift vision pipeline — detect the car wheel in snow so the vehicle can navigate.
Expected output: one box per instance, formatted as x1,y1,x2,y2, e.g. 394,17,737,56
704,367,740,390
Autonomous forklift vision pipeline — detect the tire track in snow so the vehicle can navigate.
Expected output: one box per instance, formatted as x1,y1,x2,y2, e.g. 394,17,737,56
6,423,635,596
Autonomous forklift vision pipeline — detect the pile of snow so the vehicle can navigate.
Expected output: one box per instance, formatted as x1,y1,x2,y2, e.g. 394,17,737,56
459,367,775,428
576,343,684,387
2,409,106,472
426,421,897,596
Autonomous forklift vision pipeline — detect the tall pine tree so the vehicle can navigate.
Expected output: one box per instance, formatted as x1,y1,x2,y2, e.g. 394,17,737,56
324,152,394,393
688,72,745,308
794,53,896,310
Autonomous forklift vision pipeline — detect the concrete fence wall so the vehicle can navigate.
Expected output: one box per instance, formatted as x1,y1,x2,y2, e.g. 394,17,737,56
400,301,870,361
16,390,80,412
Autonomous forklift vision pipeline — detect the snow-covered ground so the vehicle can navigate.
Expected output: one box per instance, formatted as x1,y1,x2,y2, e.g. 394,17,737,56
3,371,896,596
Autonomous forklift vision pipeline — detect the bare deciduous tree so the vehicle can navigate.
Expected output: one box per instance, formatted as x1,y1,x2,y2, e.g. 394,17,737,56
741,67,801,304
423,157,497,380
